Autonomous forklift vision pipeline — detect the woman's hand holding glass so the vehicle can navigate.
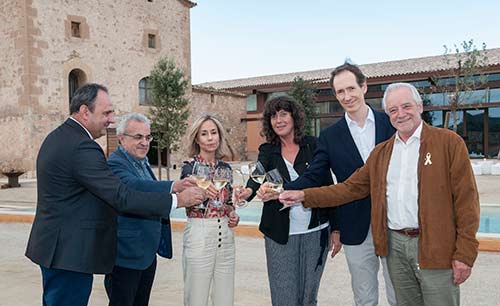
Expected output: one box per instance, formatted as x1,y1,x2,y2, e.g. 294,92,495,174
256,182,280,201
256,169,284,203
232,166,252,208
232,186,253,208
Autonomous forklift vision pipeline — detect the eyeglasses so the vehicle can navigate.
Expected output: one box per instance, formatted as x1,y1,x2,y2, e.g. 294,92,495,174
122,133,154,142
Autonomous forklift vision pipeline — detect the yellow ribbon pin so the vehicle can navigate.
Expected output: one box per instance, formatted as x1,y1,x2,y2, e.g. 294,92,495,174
424,152,432,166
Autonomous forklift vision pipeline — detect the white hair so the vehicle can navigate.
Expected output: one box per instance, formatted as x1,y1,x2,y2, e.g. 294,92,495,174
116,113,150,135
382,82,423,111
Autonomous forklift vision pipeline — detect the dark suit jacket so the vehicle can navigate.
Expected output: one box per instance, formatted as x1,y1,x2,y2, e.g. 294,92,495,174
25,119,172,274
286,109,395,245
107,147,173,270
247,136,334,244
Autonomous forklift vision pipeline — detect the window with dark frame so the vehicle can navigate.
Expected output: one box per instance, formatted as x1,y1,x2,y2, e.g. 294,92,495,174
71,21,81,38
139,77,152,105
148,34,156,49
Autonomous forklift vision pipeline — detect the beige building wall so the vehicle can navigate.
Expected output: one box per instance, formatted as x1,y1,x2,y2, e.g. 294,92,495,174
0,1,33,174
245,113,265,160
169,86,247,167
0,0,194,176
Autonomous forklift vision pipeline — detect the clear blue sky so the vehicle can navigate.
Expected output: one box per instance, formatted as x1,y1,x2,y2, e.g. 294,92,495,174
190,0,500,84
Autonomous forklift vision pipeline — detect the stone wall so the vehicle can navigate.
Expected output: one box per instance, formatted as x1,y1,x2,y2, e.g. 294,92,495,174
169,86,248,167
0,0,193,177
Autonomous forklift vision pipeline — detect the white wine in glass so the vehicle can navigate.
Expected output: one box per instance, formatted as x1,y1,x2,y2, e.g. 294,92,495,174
266,169,287,211
212,167,232,207
196,179,211,190
213,179,229,190
192,162,211,208
249,161,266,184
267,182,283,193
250,174,265,184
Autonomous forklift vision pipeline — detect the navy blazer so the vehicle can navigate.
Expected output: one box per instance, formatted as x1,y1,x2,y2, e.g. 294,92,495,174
25,119,173,274
107,148,174,270
286,110,395,245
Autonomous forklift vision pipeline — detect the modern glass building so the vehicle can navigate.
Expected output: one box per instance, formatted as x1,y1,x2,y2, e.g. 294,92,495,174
199,48,500,159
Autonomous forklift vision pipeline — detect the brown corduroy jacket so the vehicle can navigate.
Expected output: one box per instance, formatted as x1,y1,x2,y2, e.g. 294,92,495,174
303,123,480,269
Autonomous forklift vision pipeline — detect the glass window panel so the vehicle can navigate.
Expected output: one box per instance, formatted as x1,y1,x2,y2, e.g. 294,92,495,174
365,97,382,110
317,88,334,97
316,101,344,114
138,78,151,105
488,73,500,82
139,78,146,105
422,111,442,127
469,89,487,104
443,90,486,105
488,107,500,158
489,88,500,103
446,111,464,135
367,84,382,92
430,93,444,106
148,34,156,48
465,109,484,158
246,94,257,112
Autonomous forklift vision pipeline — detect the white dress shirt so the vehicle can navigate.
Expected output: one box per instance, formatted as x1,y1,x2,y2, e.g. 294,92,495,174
386,122,423,230
285,158,328,235
70,116,94,139
345,107,376,163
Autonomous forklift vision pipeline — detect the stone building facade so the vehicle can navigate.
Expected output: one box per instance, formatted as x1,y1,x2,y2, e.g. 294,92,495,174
0,0,196,177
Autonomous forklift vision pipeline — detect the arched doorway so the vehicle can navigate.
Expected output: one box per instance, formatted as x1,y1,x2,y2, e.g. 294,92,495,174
68,69,87,105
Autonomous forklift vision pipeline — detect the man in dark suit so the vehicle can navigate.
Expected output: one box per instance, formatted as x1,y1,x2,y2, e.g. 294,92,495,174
25,83,206,306
286,63,397,306
104,112,181,306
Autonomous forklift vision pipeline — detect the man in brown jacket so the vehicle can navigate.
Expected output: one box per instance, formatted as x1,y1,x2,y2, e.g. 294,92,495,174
279,82,480,306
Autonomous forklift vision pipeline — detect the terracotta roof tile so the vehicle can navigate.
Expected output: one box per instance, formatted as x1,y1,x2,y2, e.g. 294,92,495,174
198,48,500,90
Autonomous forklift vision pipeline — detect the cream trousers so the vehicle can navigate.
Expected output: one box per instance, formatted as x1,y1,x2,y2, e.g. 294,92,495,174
183,217,235,306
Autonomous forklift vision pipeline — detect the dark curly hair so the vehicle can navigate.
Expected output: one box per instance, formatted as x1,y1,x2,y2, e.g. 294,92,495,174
261,96,305,145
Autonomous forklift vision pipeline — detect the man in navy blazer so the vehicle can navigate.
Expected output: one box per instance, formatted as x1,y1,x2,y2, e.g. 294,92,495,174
104,113,190,306
25,84,206,306
286,63,397,306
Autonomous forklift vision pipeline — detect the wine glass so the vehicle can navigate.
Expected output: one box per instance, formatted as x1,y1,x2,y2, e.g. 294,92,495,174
191,162,211,209
265,169,288,211
248,161,266,184
232,166,249,208
266,169,284,193
212,167,232,207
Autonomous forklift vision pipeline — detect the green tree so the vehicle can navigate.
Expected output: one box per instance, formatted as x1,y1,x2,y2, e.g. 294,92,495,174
288,76,317,136
432,39,488,132
149,57,190,180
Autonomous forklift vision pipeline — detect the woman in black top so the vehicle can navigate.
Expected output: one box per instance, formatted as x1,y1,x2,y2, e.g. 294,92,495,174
234,96,338,306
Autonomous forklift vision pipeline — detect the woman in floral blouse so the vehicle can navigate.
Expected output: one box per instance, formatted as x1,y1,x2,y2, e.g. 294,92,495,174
180,114,240,306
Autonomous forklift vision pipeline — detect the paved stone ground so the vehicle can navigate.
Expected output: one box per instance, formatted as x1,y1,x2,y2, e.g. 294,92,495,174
1,222,499,306
1,168,499,305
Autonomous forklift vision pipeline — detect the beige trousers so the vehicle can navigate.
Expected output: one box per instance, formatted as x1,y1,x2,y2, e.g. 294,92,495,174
386,230,459,306
183,217,235,306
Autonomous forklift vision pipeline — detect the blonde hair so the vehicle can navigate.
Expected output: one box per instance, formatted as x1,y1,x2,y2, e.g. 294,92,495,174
187,114,231,159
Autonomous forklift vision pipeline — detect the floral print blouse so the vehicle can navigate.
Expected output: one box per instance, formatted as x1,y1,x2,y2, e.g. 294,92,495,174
181,155,234,218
